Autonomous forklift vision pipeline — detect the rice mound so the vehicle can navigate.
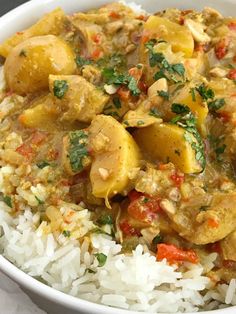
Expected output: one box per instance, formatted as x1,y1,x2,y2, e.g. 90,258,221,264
0,202,235,312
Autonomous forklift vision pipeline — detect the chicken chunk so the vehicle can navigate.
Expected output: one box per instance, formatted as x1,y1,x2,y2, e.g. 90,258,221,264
168,192,236,245
49,75,109,123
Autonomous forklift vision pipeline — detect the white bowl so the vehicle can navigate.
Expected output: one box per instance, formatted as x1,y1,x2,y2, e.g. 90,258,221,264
0,0,236,313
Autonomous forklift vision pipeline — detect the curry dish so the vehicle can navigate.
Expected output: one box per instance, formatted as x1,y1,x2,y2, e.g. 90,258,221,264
0,1,236,300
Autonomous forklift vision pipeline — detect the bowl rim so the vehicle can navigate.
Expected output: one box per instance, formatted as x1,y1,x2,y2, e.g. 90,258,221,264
0,0,236,313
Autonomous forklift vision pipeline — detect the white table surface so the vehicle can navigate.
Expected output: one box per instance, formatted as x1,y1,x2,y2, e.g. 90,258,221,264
0,271,46,314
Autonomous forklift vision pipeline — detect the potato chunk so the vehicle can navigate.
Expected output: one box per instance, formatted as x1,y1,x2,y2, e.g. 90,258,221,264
143,16,194,58
4,35,76,95
221,230,236,261
159,83,208,136
89,115,140,199
0,8,66,58
49,75,109,123
134,123,202,174
18,95,59,130
169,193,236,245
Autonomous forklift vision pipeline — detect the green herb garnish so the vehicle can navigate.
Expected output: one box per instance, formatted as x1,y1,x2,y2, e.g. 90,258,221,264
53,80,69,99
152,234,163,245
68,130,89,173
171,106,206,169
195,83,214,101
158,90,169,100
190,88,196,102
35,196,44,205
171,103,190,114
145,39,185,83
3,195,12,208
94,253,107,267
113,97,121,109
102,68,140,96
75,56,92,67
36,161,50,169
149,107,160,118
97,214,113,225
137,120,145,126
208,98,225,111
215,144,226,161
62,230,71,237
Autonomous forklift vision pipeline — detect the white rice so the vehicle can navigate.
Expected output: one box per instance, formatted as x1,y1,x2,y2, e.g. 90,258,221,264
0,204,236,312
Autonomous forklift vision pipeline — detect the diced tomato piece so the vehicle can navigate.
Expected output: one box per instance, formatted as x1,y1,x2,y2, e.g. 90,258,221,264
207,218,219,228
117,87,130,101
158,163,169,170
127,195,161,223
157,243,199,264
170,173,184,187
31,131,47,145
119,220,141,236
91,33,102,44
215,38,229,60
128,190,144,202
228,22,236,31
91,48,102,59
136,15,148,21
138,80,148,93
208,242,221,254
109,11,121,19
16,143,33,160
227,69,236,80
218,111,230,123
223,260,236,268
141,30,150,44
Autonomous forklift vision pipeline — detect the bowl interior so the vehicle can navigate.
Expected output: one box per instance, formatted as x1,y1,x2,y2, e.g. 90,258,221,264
0,0,236,314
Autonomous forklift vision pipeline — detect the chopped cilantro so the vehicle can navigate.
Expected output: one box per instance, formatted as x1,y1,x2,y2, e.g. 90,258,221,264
152,234,163,245
171,107,206,169
149,107,160,118
195,83,214,101
171,63,185,76
68,130,89,173
190,88,196,102
128,76,141,96
75,56,92,67
3,195,12,208
215,144,226,160
208,98,225,111
97,214,113,225
102,68,140,96
94,253,107,267
145,39,185,83
91,227,111,236
53,80,68,99
35,196,44,205
143,197,149,203
113,97,121,109
62,230,71,237
158,90,169,100
171,103,190,114
36,161,50,169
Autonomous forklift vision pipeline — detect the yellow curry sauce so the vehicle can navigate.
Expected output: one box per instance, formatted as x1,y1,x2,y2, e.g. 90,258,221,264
0,3,236,284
